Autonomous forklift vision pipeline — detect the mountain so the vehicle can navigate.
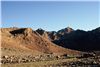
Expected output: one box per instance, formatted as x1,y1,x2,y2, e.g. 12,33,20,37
53,27,100,51
48,27,74,41
57,27,74,34
36,28,49,39
1,27,80,57
1,27,100,57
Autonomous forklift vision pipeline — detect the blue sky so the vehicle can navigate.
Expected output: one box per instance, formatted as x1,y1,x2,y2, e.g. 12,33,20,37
1,1,100,31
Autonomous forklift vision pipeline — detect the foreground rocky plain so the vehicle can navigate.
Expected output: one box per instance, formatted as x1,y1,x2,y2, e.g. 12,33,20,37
1,54,100,67
1,27,100,67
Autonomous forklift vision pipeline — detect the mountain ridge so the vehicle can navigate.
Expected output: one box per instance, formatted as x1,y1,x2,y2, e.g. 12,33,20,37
1,27,80,57
1,27,100,57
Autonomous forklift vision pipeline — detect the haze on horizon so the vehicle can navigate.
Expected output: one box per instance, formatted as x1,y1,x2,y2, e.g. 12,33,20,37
1,1,100,31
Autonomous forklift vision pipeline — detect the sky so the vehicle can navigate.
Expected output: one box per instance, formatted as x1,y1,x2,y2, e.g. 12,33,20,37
1,1,100,31
1,0,100,1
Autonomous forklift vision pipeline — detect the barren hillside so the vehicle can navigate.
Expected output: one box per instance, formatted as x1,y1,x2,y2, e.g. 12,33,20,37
1,27,80,57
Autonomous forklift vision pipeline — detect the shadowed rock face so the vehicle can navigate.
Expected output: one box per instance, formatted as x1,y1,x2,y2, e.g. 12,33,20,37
53,27,100,51
10,28,26,35
36,28,45,35
35,27,100,51
36,28,49,39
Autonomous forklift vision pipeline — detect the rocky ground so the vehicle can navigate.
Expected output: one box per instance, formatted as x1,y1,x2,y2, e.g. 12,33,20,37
53,57,100,67
1,53,100,67
1,54,68,64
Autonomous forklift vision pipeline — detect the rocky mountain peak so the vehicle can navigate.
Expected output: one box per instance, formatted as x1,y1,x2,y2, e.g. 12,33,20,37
36,28,49,39
36,28,45,35
65,27,74,33
57,27,74,35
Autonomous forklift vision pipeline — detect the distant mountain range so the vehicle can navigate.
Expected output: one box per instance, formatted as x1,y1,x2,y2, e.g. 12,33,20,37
36,27,100,51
